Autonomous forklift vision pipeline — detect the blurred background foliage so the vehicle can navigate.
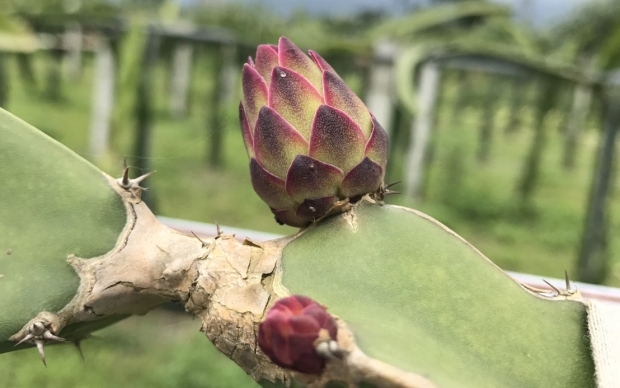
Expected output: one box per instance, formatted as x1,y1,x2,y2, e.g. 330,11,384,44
2,0,620,386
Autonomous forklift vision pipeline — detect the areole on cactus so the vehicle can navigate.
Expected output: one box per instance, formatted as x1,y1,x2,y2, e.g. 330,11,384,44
239,36,389,227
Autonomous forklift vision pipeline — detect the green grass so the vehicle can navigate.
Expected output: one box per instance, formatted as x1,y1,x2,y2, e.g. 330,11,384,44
2,51,620,385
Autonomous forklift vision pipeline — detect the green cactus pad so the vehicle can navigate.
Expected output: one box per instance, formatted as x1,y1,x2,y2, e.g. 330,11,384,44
0,109,126,352
281,200,595,388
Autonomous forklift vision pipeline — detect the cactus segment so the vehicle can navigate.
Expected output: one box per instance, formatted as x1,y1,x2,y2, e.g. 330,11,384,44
0,108,127,353
280,199,595,388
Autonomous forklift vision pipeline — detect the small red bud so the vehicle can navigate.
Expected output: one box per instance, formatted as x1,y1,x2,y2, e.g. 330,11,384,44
258,295,337,374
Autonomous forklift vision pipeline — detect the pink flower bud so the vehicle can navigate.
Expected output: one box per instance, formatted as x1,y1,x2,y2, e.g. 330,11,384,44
240,37,389,227
258,295,337,374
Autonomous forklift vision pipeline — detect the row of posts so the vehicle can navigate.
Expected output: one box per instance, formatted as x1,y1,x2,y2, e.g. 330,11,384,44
1,31,616,284
363,42,620,284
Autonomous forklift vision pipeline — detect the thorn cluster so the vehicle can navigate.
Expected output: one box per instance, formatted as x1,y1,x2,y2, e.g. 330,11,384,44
116,157,154,199
541,270,578,298
374,180,401,201
14,321,66,367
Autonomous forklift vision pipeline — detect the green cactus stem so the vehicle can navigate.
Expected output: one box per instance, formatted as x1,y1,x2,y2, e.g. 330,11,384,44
0,108,127,354
280,198,595,388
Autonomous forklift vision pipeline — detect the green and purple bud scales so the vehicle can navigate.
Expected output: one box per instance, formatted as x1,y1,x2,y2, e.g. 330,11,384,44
240,37,389,227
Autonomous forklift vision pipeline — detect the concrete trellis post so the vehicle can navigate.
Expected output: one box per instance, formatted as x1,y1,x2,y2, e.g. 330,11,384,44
208,43,237,167
577,71,620,284
169,42,194,119
63,22,83,81
477,74,503,163
45,48,63,101
515,77,560,205
364,41,397,137
88,37,116,161
404,60,442,198
563,81,593,169
0,54,7,108
133,28,160,208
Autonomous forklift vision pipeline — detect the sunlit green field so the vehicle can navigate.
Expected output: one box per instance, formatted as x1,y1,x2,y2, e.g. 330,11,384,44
2,49,620,386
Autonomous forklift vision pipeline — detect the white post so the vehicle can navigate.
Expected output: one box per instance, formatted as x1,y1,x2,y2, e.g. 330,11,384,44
364,41,397,136
63,22,82,81
404,61,442,198
169,42,194,119
563,82,592,169
88,38,115,161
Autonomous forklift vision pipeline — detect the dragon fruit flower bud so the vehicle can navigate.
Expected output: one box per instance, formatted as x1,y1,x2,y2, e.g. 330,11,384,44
258,295,338,374
240,37,389,227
